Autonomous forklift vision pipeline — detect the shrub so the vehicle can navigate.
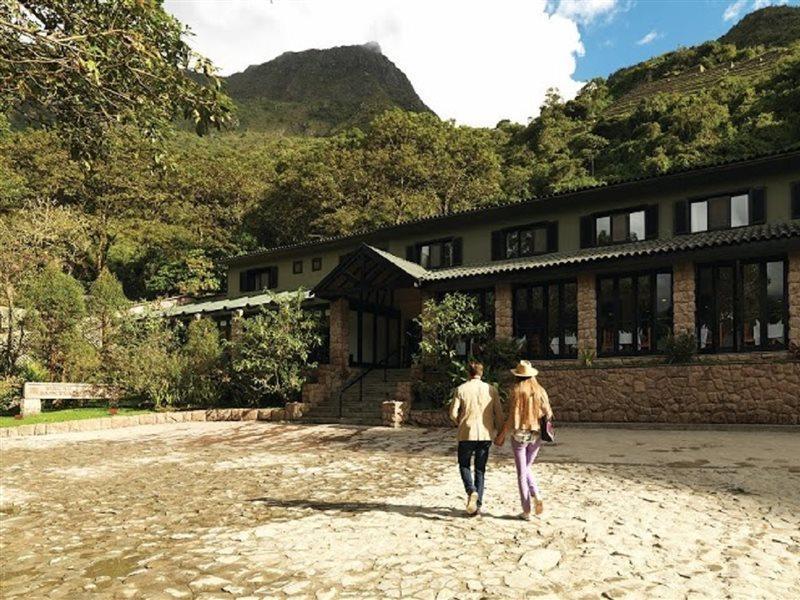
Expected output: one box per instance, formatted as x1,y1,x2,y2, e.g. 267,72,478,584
0,376,23,414
665,332,697,364
229,291,322,406
182,318,227,406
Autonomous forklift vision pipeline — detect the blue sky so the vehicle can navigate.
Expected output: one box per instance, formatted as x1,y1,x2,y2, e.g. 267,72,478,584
573,0,800,81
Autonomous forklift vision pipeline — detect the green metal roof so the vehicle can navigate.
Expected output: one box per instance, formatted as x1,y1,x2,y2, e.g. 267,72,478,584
368,245,430,280
164,290,313,317
424,222,800,282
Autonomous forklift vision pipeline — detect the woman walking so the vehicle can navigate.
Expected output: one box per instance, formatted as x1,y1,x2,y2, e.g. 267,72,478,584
495,361,553,520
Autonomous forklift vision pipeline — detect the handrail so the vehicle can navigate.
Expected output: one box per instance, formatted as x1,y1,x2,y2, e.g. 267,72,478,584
338,349,402,418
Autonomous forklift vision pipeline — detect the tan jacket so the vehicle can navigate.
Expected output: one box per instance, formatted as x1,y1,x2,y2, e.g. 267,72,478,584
449,378,505,442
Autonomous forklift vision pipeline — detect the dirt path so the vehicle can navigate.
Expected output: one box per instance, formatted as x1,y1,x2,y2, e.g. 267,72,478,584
2,422,798,599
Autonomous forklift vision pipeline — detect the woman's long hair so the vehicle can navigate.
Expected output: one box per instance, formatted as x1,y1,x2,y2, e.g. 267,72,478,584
511,376,545,427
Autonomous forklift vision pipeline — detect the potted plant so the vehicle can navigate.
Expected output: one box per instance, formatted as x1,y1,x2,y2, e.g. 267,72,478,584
108,400,119,415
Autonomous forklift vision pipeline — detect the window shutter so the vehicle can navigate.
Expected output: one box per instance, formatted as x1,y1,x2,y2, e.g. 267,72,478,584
792,181,800,219
239,270,249,293
579,216,594,249
451,237,463,266
645,204,659,239
270,267,278,289
674,200,688,235
749,187,766,225
405,245,416,262
491,230,505,260
546,221,559,253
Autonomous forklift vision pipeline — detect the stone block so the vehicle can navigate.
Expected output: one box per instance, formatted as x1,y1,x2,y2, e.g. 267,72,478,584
20,397,42,417
242,409,258,421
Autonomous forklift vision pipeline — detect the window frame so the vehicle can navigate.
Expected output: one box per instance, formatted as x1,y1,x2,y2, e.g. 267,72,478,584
595,268,673,357
415,237,457,270
240,266,277,293
688,189,752,233
293,260,303,275
512,279,578,360
312,257,322,272
590,206,650,247
695,256,788,354
501,221,552,259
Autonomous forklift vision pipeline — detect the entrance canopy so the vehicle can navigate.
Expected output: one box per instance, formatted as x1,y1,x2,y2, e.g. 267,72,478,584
312,244,427,302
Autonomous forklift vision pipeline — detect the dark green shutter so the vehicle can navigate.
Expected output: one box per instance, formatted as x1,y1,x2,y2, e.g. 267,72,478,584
579,216,594,248
546,222,559,253
406,245,416,262
792,181,800,219
270,266,278,289
645,205,659,239
239,270,249,292
451,238,463,266
674,200,688,235
749,187,766,225
491,230,505,260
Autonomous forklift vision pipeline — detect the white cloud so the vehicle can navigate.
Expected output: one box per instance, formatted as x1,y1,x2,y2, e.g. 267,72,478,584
636,30,660,45
547,0,620,24
752,0,789,9
165,0,587,127
723,0,748,21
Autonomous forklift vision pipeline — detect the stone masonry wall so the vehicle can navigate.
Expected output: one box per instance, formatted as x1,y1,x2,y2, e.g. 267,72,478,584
537,360,800,425
673,261,695,336
576,273,596,355
494,282,513,339
789,249,800,347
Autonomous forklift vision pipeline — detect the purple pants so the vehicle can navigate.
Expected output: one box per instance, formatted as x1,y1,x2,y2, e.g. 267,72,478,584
512,437,542,513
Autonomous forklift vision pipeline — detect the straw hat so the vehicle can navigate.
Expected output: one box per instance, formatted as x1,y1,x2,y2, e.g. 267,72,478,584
510,360,539,378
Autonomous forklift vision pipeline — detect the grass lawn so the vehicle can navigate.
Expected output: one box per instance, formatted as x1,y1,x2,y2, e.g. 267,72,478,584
0,407,152,428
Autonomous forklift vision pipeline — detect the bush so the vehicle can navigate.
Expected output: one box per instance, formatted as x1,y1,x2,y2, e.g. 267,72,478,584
229,291,322,406
0,376,23,414
665,332,697,364
182,318,227,406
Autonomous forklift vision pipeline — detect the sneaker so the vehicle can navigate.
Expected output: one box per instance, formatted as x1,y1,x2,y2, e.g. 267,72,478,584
466,491,479,515
534,499,544,515
520,512,532,521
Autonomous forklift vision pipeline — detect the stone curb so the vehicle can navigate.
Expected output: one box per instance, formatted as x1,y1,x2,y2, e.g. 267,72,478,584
0,407,288,438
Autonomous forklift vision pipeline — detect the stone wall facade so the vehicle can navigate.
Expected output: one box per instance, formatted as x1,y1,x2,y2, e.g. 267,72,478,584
537,360,800,424
328,298,349,368
576,272,596,356
494,282,513,339
673,261,695,336
789,249,800,347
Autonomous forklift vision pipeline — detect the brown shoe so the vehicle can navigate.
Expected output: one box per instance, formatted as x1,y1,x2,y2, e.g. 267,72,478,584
466,491,479,515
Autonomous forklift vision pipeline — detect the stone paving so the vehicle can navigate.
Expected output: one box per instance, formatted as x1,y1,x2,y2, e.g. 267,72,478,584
1,422,799,599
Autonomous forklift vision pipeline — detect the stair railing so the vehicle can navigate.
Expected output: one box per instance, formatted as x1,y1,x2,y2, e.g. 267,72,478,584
337,349,402,419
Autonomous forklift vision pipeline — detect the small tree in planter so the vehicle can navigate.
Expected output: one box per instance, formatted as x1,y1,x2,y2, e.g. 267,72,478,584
664,331,697,364
413,293,490,406
229,292,322,406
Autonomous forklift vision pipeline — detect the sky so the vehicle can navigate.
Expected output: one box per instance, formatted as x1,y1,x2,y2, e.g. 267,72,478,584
164,0,798,127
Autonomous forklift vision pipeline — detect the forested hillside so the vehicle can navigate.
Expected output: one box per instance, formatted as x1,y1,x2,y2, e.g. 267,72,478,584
2,6,799,301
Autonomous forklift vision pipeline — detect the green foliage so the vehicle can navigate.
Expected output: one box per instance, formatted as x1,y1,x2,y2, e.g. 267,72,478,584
720,6,800,48
144,249,220,297
1,0,233,159
229,292,322,405
664,332,697,364
473,337,524,393
88,268,129,359
0,376,23,413
181,319,227,407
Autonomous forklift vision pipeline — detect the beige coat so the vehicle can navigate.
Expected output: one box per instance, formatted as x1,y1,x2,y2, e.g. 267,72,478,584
449,378,505,442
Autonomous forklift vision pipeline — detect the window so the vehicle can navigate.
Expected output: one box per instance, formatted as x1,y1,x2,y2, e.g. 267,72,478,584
597,270,672,356
513,280,577,359
492,222,557,260
239,266,278,292
407,238,462,269
293,260,303,274
676,188,765,234
581,206,657,248
792,181,800,220
697,258,787,353
312,257,322,271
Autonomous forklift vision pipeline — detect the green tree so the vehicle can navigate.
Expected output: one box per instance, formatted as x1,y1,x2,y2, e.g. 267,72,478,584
0,0,233,159
230,292,322,405
181,318,226,407
88,268,129,359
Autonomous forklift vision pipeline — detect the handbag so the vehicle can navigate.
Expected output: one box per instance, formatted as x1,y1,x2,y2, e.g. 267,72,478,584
539,415,555,443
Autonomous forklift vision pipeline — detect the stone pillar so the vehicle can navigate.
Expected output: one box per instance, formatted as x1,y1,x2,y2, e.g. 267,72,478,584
20,397,42,417
381,401,407,428
494,282,513,340
329,297,350,368
230,309,245,341
576,273,597,357
673,261,695,337
789,249,800,346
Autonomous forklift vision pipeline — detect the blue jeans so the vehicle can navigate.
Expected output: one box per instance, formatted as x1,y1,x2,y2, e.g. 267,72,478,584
457,441,492,507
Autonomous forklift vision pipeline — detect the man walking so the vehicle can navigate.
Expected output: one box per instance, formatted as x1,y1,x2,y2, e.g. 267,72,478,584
449,361,504,516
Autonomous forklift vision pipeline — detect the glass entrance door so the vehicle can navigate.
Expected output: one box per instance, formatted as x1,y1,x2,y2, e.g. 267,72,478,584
348,302,402,367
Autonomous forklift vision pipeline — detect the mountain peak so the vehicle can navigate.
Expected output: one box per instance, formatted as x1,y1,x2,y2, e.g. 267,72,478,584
224,44,431,135
719,5,800,48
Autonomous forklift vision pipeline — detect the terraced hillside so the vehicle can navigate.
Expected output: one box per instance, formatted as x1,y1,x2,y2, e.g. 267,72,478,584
604,47,788,117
